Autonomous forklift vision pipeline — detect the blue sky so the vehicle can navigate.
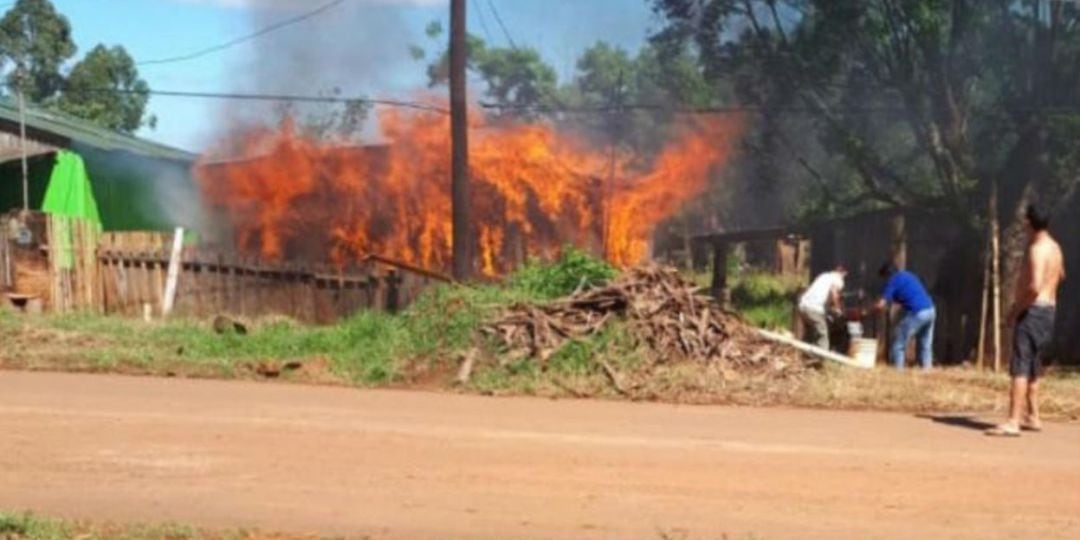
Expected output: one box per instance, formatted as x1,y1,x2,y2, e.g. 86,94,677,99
49,0,657,153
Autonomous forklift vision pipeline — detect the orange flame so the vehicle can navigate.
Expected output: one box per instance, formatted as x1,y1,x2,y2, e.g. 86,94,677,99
196,109,742,275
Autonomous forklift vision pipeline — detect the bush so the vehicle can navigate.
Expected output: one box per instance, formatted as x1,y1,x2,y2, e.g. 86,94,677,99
731,272,804,330
510,246,616,299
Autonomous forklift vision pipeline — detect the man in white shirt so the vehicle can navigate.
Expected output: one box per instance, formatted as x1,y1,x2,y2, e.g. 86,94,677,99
798,265,847,350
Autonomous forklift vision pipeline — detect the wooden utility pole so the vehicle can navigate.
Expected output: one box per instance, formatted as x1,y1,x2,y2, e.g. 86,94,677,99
602,70,624,261
450,0,472,280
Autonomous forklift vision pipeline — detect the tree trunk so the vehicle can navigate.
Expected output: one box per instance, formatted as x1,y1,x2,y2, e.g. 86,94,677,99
998,184,1035,369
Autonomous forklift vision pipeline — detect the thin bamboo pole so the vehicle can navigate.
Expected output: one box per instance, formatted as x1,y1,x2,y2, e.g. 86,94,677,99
976,241,990,371
991,183,1003,373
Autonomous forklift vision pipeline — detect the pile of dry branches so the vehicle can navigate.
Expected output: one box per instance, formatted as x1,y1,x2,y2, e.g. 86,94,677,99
483,265,814,377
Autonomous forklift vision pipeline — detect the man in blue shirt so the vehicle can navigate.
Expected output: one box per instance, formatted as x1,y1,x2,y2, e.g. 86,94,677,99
875,263,936,370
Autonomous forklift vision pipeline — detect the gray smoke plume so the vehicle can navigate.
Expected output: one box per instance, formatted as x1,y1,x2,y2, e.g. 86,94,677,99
214,0,429,147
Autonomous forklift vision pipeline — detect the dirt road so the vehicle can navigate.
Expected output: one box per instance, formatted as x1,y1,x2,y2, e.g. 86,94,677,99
1,372,1077,539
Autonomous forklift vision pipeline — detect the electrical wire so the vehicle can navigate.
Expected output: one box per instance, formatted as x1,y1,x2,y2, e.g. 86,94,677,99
61,88,1080,118
474,0,496,44
137,0,347,66
486,0,518,50
479,102,909,115
68,87,450,115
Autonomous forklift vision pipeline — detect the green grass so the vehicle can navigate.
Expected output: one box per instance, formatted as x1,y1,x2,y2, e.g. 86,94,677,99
0,280,540,385
0,251,616,387
510,246,616,299
471,323,649,397
0,511,302,540
730,272,804,330
0,512,70,540
4,254,1080,421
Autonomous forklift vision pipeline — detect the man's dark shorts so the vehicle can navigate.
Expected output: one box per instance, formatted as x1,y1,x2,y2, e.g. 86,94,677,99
1011,305,1056,380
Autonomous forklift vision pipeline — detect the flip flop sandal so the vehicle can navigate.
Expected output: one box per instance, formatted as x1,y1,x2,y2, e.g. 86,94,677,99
1021,423,1043,432
986,425,1021,437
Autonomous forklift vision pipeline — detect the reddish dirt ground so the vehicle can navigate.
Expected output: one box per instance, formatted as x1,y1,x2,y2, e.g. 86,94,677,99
1,371,1078,539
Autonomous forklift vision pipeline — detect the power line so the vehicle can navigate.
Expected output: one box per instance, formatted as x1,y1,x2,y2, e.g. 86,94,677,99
481,101,930,115
69,87,449,114
59,88,1080,118
474,0,495,44
137,0,347,66
486,0,518,50
483,101,1080,117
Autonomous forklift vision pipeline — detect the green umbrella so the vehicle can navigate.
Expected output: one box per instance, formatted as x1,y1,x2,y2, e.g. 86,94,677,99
42,150,102,224
42,151,102,269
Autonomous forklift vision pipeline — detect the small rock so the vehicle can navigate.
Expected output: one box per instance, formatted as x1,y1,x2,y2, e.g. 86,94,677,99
212,315,248,335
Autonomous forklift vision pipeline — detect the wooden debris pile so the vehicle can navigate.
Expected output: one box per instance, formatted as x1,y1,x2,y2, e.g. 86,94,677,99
484,265,813,375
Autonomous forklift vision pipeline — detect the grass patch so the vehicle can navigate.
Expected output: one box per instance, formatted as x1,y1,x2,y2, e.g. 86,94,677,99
4,309,1080,419
3,252,1080,422
730,272,804,330
0,511,315,540
471,322,647,397
510,246,616,299
0,251,609,386
0,282,528,386
0,512,70,540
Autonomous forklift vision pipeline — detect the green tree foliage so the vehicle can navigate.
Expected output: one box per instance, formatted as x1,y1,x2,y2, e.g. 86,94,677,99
57,44,152,133
0,0,155,133
274,88,371,142
0,0,75,101
559,41,719,155
651,0,1080,221
511,246,616,299
652,0,1080,322
420,24,558,117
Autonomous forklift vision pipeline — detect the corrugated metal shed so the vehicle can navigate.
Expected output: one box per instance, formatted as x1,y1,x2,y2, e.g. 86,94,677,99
0,98,194,163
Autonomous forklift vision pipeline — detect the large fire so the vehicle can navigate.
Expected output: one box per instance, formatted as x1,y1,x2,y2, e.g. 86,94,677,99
196,109,741,275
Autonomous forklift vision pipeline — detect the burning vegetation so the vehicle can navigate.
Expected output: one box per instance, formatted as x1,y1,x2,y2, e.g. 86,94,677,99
196,109,741,275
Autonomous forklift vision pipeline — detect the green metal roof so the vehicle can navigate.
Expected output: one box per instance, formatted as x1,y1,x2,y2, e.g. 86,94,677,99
0,98,195,163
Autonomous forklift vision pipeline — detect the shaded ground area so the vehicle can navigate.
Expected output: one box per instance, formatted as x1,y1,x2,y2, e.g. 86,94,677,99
2,372,1078,540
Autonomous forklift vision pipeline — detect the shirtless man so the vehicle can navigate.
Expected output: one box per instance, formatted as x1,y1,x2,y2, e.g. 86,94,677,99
987,204,1066,437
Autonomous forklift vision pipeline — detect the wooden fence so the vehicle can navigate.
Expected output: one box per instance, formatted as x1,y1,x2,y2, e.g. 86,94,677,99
0,211,97,313
47,214,101,313
3,212,450,323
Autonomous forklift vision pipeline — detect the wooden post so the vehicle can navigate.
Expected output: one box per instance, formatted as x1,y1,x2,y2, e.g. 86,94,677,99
990,183,1002,373
152,235,165,312
18,86,29,212
710,242,730,307
386,270,402,314
450,0,472,280
976,245,991,370
890,212,907,269
162,227,184,317
217,253,226,315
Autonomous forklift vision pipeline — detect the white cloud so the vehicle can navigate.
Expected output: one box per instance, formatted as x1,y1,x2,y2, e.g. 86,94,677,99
174,0,446,9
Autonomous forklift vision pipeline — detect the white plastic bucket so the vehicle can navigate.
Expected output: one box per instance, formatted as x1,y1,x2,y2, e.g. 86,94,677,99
846,321,863,338
849,338,878,368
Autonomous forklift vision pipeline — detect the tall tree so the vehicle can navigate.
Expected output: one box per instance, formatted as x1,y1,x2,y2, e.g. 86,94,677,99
652,0,1080,350
420,23,559,117
273,88,371,142
57,44,152,133
0,0,75,101
562,41,719,155
651,0,1080,220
